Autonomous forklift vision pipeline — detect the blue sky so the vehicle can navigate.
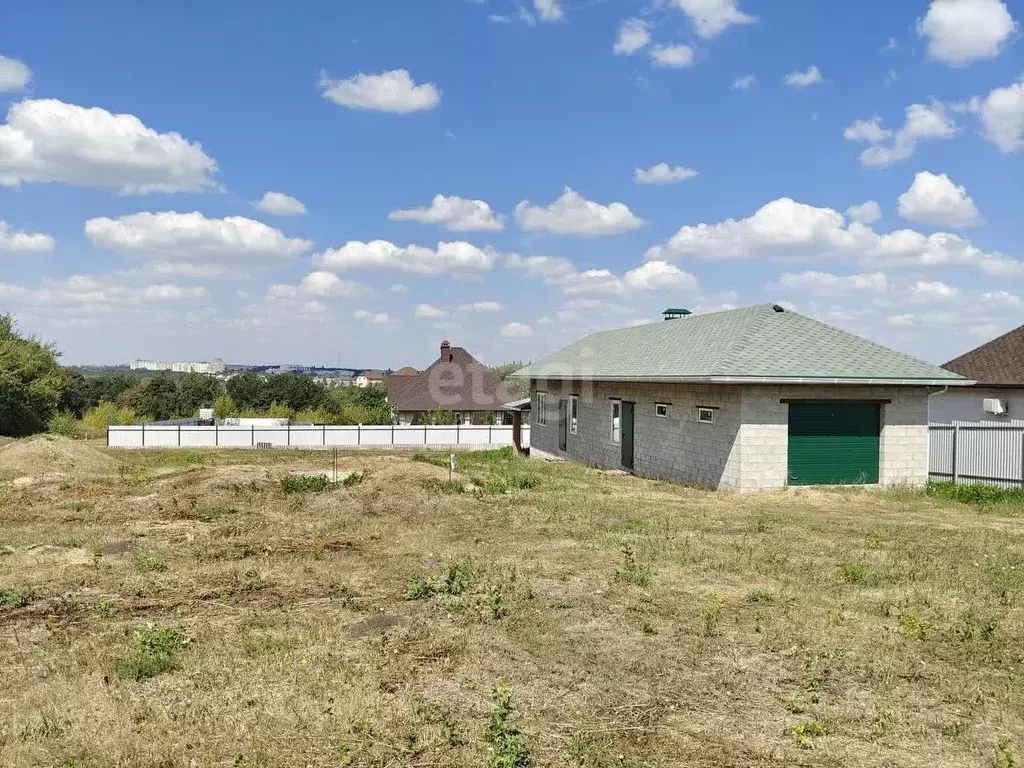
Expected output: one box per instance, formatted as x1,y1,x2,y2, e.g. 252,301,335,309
1,0,1021,367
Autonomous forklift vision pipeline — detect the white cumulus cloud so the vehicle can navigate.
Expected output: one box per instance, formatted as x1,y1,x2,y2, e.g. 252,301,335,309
845,101,956,167
845,201,883,225
458,301,503,312
389,194,504,231
650,44,696,68
254,191,307,216
0,220,55,253
666,0,757,39
917,0,1017,66
501,322,534,337
614,18,651,54
0,99,219,193
85,211,311,269
534,0,564,22
897,171,980,227
414,303,447,319
909,279,960,303
644,196,1021,275
514,187,644,236
635,162,698,185
958,78,1024,153
314,240,495,275
731,74,757,90
352,309,390,324
505,253,577,278
318,70,441,114
0,55,31,91
268,271,362,300
772,270,890,295
784,66,823,88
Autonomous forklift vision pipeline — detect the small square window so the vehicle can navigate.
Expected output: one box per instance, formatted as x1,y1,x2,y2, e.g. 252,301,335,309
536,392,547,426
697,407,715,424
655,403,669,418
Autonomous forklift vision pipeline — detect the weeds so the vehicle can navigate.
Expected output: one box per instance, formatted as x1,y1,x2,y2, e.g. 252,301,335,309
746,589,774,603
927,481,1024,506
133,551,168,573
423,478,466,495
187,504,237,522
838,562,882,586
995,737,1016,768
898,612,930,640
341,471,364,487
280,474,336,494
614,544,652,588
0,586,35,607
793,719,826,749
958,612,1000,642
485,685,531,768
701,593,726,636
115,625,186,681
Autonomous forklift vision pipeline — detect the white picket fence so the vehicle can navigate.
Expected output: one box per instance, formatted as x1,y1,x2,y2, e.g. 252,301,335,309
107,424,530,450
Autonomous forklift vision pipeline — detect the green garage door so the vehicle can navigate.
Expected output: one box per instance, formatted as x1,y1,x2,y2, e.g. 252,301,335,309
788,402,880,486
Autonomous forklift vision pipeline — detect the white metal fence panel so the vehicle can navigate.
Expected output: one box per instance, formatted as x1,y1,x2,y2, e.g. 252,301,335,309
928,424,1024,487
107,424,530,450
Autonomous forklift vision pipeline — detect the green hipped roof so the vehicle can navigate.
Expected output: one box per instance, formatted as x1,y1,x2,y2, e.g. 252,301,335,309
514,304,970,385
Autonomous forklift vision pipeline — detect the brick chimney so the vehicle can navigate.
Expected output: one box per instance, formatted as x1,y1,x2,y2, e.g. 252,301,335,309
440,340,452,363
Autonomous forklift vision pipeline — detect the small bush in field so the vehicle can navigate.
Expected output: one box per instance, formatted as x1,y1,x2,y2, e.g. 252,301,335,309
133,551,168,573
838,562,881,586
485,685,531,768
280,474,335,494
341,471,364,487
116,625,186,681
423,478,466,495
0,586,35,607
613,544,651,587
48,412,80,438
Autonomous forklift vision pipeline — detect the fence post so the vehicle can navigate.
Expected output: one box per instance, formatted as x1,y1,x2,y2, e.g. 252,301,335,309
251,425,254,447
1020,431,1024,488
357,424,361,446
391,424,395,446
951,424,959,484
323,424,326,447
488,425,492,444
142,423,145,448
456,423,460,445
178,424,181,447
287,424,291,448
215,422,219,447
424,425,428,444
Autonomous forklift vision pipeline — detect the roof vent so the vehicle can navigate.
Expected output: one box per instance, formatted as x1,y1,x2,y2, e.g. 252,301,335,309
772,304,785,313
662,308,692,321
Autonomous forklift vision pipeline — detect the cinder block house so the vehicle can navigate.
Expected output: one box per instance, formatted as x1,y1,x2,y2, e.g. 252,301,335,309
515,304,970,491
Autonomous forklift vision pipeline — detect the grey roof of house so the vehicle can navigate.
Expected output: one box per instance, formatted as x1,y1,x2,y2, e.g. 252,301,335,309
514,304,971,385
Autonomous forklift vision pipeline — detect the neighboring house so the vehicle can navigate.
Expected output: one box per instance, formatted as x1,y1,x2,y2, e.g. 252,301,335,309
354,370,385,388
393,366,420,376
931,324,1024,425
515,304,969,492
385,341,517,425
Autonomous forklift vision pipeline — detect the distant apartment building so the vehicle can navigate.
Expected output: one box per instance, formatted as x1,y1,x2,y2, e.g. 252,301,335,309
130,358,226,374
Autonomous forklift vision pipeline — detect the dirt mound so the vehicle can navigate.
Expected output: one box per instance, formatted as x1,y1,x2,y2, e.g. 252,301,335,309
0,434,120,480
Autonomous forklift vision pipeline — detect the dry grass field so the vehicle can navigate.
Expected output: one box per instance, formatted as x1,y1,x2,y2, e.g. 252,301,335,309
1,436,1022,767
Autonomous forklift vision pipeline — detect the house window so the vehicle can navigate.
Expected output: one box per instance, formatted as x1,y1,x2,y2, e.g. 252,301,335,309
536,392,547,425
610,400,621,444
655,403,669,418
570,395,578,434
697,407,715,424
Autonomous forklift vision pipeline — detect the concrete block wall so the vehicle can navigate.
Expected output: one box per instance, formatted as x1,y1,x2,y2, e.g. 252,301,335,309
530,379,743,489
736,384,931,490
532,380,931,491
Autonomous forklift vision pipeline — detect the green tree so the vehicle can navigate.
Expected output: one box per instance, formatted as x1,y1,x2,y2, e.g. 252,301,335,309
213,393,237,418
418,405,457,425
491,361,529,399
226,372,269,410
177,372,222,416
0,314,67,437
58,369,90,417
83,372,136,408
82,402,137,434
265,374,323,411
134,373,180,421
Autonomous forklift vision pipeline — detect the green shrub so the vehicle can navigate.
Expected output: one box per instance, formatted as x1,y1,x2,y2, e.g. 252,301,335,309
613,544,651,588
793,719,826,749
116,625,186,681
341,471,364,487
280,474,335,494
485,685,531,768
701,593,726,636
133,551,169,573
927,481,1024,506
838,562,882,586
48,412,81,438
0,586,36,607
82,401,137,433
423,478,466,495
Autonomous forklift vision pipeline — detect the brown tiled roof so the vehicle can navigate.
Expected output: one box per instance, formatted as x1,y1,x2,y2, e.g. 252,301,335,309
393,366,419,376
361,369,385,380
944,324,1024,386
385,346,516,412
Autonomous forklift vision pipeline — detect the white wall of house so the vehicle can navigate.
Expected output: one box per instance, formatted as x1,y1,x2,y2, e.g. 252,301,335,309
530,380,930,491
929,387,1024,426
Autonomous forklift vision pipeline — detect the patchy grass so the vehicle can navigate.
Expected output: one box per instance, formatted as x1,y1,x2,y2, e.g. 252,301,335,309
280,474,336,494
927,481,1024,508
0,447,1022,766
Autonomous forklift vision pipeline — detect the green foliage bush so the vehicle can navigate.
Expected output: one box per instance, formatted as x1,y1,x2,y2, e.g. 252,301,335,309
48,412,81,438
0,314,67,437
82,402,137,432
485,685,531,767
115,626,186,681
927,481,1024,506
0,586,36,607
280,474,335,494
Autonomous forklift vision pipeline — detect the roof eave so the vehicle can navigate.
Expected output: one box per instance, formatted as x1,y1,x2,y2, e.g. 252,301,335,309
517,374,974,386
